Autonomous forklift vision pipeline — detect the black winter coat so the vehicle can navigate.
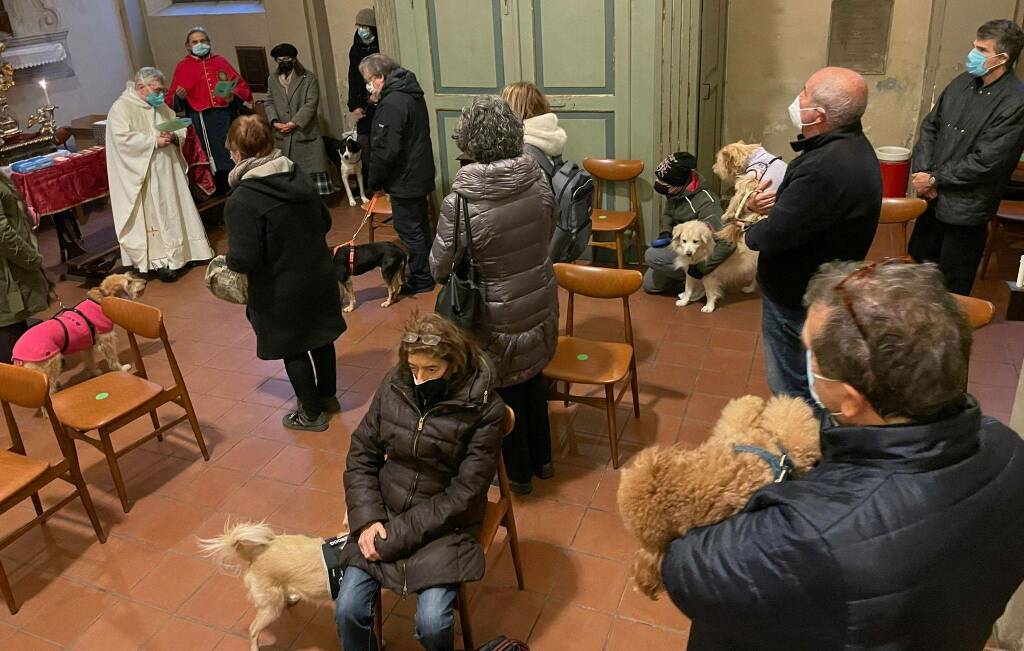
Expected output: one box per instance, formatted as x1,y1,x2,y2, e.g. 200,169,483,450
225,162,345,359
347,29,378,136
367,68,436,199
343,357,505,595
663,399,1024,650
912,71,1024,226
745,122,881,309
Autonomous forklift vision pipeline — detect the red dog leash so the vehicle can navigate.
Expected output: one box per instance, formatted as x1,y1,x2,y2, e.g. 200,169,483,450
331,194,381,277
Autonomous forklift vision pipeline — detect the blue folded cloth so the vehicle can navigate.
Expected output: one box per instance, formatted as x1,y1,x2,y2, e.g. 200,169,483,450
11,156,54,173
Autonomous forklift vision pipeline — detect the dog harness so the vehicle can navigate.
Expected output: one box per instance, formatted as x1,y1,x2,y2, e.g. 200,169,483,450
732,443,794,483
744,156,783,182
320,534,351,599
330,194,381,276
12,299,113,364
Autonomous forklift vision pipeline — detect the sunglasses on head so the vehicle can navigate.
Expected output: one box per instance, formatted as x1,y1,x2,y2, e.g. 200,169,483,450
833,256,913,341
402,332,441,346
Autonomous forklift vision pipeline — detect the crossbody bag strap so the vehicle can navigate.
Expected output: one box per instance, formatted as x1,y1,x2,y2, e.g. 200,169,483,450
459,194,477,279
449,192,463,276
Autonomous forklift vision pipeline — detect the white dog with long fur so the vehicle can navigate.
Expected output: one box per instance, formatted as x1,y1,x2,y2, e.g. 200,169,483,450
671,220,758,313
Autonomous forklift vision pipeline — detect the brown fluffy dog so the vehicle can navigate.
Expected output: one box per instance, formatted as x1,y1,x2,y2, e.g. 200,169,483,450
618,395,821,599
713,141,774,242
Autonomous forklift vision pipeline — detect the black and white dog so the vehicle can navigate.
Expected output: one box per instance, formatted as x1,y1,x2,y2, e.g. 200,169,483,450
332,241,408,312
340,133,369,207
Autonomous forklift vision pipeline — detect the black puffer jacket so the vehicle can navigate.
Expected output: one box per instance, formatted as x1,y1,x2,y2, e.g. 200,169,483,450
343,357,506,595
430,155,558,388
367,68,436,199
347,29,378,135
912,71,1024,226
662,398,1024,650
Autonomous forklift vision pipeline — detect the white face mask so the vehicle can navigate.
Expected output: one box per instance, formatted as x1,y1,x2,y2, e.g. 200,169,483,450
788,95,823,130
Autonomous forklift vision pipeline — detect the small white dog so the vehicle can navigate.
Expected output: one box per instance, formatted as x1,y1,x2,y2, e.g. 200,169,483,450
671,220,758,313
340,133,369,207
199,521,349,651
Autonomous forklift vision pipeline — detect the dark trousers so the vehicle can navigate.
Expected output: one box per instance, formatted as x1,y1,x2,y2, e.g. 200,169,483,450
908,207,990,295
496,373,552,484
283,342,337,418
0,320,29,364
390,195,434,291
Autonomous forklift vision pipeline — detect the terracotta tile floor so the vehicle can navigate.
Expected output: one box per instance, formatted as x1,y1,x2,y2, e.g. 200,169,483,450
0,201,1021,651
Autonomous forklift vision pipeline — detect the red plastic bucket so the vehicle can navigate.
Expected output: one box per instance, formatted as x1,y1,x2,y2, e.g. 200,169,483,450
876,146,912,198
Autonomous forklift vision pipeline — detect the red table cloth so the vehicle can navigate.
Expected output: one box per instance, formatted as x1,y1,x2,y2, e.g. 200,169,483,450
11,146,108,227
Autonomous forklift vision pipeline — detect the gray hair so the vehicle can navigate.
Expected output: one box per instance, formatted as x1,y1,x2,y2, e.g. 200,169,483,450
185,26,209,44
803,260,971,420
358,53,398,79
978,19,1024,68
810,72,867,128
452,96,523,164
134,67,165,86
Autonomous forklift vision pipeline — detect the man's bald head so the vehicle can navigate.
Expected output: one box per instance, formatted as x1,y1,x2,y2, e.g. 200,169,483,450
805,67,868,129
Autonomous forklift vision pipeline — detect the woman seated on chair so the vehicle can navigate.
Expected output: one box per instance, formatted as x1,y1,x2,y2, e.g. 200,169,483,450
429,95,558,496
338,312,506,651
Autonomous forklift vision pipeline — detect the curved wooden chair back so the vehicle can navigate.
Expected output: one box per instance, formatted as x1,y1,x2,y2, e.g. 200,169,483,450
102,296,162,339
954,294,995,329
582,158,644,182
0,364,49,409
553,263,643,299
880,197,927,224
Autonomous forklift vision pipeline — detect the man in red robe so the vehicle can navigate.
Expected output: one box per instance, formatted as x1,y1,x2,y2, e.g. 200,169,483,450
168,27,253,193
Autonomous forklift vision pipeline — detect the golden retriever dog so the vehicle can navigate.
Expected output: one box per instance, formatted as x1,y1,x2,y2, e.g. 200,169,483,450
617,395,821,599
199,521,349,651
670,220,758,313
12,273,147,397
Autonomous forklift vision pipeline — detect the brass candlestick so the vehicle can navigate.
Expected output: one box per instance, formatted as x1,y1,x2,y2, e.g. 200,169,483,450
25,104,55,138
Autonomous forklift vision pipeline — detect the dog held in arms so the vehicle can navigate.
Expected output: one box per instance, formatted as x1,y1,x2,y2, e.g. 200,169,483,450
712,140,786,230
332,240,409,312
340,132,370,207
617,394,821,599
670,219,758,313
199,521,349,651
11,273,147,395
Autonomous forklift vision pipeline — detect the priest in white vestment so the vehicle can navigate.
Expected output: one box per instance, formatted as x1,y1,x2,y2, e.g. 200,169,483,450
106,67,213,282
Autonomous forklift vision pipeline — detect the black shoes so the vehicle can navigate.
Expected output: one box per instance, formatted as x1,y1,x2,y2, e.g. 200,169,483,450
508,480,534,495
282,409,329,432
399,282,435,296
321,396,342,413
154,267,180,283
535,463,555,480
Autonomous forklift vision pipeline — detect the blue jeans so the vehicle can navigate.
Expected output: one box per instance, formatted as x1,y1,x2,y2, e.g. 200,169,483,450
334,565,457,651
761,294,812,403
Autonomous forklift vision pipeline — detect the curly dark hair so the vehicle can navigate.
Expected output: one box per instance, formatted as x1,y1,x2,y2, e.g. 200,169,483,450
452,96,523,164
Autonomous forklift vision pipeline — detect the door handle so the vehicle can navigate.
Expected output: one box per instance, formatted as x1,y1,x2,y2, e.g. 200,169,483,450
504,0,511,15
701,83,712,100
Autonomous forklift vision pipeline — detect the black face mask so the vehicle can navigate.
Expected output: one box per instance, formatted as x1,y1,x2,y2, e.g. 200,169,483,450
414,377,448,410
277,62,294,75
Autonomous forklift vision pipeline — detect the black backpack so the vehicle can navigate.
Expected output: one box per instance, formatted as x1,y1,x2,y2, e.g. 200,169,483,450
525,144,594,263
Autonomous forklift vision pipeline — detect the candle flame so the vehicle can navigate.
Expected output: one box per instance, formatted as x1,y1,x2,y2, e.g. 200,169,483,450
38,79,46,88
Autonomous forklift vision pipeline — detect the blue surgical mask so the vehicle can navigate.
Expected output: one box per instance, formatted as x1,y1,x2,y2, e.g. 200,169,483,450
191,42,211,57
806,349,841,417
966,48,1003,77
357,26,375,44
146,91,165,108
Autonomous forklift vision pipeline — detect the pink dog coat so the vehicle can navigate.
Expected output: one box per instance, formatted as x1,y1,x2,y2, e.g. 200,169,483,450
12,299,114,364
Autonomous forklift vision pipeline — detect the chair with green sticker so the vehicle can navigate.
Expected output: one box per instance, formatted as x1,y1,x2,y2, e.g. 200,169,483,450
50,296,209,512
543,263,643,468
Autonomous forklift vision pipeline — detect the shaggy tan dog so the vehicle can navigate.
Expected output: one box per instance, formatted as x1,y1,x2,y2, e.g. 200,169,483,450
618,395,821,599
670,220,758,312
713,140,779,242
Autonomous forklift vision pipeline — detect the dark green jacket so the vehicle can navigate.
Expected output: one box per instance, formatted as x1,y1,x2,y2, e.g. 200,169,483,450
0,175,48,327
660,178,734,274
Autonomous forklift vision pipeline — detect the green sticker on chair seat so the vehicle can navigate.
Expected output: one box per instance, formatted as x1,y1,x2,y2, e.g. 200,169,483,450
95,392,109,400
597,215,607,219
576,354,589,361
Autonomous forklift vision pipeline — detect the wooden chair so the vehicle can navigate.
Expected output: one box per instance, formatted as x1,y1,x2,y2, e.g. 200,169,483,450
981,200,1024,279
582,158,644,268
360,194,394,243
880,197,927,256
954,294,996,329
543,264,642,468
0,363,106,614
373,405,522,650
50,297,209,513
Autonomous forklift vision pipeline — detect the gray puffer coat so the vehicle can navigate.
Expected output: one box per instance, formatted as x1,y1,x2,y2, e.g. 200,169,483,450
430,155,558,388
342,357,506,595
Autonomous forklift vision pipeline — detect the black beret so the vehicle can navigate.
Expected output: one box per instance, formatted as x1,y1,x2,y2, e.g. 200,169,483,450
270,43,298,59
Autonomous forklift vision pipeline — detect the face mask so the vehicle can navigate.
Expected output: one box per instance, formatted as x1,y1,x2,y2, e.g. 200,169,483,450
806,349,842,417
277,62,294,75
357,26,375,44
788,96,822,130
653,180,680,196
413,376,448,407
146,91,165,108
191,43,211,57
966,48,1004,77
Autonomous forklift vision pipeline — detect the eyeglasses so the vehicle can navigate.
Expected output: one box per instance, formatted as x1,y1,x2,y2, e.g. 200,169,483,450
832,256,912,341
402,332,441,346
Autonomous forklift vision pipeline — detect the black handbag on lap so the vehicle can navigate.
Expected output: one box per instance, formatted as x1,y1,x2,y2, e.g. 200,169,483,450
435,193,483,330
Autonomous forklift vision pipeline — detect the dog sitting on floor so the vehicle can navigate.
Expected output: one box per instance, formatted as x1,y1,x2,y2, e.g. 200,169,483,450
617,394,821,599
199,521,349,651
332,240,409,312
340,133,370,207
12,273,147,395
670,220,758,312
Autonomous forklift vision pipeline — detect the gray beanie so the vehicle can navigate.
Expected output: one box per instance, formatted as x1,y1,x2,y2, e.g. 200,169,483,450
355,8,376,27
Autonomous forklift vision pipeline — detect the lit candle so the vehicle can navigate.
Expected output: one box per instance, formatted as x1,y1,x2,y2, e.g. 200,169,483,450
1017,254,1024,288
39,79,51,107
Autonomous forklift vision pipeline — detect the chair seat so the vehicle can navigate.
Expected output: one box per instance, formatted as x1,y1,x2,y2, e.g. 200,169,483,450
543,336,634,385
52,372,164,431
997,200,1024,224
591,209,636,232
0,450,50,503
361,195,393,216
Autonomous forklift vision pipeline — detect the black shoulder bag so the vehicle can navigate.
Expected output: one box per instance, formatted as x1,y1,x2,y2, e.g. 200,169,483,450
434,193,483,331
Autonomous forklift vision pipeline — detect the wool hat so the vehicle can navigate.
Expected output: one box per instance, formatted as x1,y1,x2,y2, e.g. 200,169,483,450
356,8,376,27
655,151,698,187
270,43,298,59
